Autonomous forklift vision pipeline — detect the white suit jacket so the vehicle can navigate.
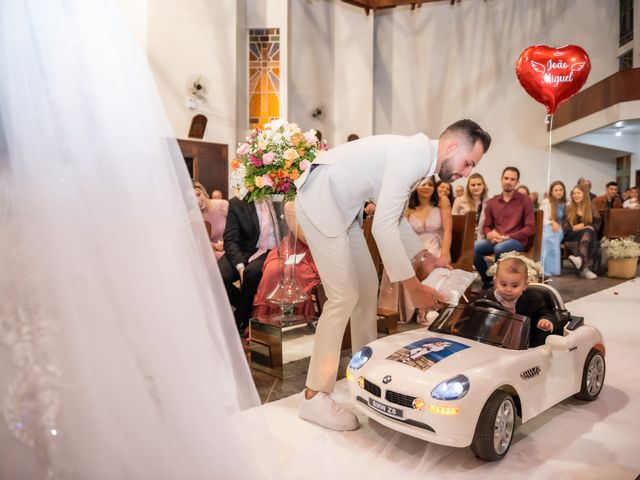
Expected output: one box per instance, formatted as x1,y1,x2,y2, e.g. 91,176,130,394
295,134,438,282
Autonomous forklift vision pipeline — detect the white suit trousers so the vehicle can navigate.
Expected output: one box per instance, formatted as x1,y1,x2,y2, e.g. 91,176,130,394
294,201,378,393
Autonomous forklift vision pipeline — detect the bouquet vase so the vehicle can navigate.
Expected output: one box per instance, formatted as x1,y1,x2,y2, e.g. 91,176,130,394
264,195,308,323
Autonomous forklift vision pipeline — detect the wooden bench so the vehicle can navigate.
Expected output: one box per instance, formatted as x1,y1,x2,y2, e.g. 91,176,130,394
451,211,476,271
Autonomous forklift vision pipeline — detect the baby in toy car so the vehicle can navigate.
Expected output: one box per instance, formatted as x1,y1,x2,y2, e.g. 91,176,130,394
480,256,556,347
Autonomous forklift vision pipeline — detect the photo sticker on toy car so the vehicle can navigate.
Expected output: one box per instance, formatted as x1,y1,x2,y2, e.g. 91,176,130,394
386,337,470,371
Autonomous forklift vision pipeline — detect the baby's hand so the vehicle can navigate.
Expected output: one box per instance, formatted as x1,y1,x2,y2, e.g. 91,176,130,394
537,319,553,332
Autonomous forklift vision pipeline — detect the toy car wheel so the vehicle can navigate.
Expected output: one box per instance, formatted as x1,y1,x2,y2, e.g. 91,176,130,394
471,391,516,461
574,348,605,401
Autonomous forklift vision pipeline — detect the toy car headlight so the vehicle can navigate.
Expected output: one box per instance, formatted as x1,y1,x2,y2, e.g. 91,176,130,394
348,346,373,370
431,374,470,400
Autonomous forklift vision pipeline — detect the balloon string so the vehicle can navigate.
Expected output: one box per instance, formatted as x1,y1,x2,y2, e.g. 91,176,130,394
541,113,554,284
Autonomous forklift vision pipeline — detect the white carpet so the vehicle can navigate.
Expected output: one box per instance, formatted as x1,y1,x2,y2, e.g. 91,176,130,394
248,279,640,479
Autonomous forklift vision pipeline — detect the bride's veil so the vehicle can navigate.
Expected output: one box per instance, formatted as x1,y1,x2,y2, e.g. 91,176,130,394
0,0,262,478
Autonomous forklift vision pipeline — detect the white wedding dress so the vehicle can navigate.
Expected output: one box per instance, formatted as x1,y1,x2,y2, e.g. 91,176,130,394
0,1,262,478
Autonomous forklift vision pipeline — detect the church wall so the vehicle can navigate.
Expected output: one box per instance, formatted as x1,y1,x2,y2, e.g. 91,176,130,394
146,0,239,151
373,0,620,197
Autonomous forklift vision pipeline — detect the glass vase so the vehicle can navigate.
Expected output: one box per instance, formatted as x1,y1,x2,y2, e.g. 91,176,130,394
264,195,309,323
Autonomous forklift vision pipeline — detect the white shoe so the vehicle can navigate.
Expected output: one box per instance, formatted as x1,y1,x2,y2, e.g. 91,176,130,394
568,255,582,271
580,269,597,279
299,392,359,431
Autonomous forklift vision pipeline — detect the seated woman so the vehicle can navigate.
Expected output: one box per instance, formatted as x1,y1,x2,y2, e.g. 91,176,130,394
378,177,452,323
451,172,488,239
437,180,455,207
252,202,320,318
193,180,228,259
564,185,601,279
540,180,566,276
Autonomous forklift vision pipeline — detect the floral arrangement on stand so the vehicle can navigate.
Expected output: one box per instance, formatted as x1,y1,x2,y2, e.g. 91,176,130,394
600,236,640,259
231,119,326,202
486,251,543,283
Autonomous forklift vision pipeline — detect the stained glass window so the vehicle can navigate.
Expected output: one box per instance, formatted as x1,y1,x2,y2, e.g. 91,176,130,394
248,28,280,129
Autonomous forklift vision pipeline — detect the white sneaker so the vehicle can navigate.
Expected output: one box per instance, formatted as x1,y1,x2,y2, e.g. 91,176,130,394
299,392,359,431
568,255,582,271
580,269,597,279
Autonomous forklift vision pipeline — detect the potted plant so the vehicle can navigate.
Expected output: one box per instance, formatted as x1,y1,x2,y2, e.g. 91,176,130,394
601,236,640,279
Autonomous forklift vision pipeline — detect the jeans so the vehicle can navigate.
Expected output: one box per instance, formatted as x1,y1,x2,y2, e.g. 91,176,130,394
474,238,525,288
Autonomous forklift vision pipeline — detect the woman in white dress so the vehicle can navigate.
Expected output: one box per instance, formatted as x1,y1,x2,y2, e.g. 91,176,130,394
0,1,261,478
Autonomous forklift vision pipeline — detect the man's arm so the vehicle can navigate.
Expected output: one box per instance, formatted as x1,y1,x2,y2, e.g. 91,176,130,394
508,197,535,244
222,200,248,268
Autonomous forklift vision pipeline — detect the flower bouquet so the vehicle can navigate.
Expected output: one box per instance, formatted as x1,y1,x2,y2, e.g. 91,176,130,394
487,251,543,283
231,119,326,202
601,236,640,279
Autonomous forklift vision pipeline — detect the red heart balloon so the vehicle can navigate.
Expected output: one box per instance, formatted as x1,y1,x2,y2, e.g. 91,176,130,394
516,45,591,114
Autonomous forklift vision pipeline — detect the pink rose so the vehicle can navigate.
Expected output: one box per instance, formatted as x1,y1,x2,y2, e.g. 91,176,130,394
299,159,311,171
249,154,262,167
236,143,250,155
262,174,274,187
304,131,318,145
262,152,276,165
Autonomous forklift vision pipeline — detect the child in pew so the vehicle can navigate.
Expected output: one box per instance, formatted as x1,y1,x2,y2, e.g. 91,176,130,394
481,255,556,347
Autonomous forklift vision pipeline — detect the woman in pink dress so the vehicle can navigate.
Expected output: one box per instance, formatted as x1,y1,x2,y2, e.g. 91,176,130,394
253,203,321,318
193,181,228,259
378,177,452,323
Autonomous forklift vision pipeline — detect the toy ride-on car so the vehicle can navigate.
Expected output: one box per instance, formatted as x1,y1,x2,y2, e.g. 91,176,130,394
346,283,605,461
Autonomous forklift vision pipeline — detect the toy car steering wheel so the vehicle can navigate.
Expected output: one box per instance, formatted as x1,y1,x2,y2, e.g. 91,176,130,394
471,298,511,312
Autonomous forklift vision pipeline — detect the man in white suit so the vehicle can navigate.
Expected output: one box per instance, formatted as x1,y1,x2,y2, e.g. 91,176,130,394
294,119,491,430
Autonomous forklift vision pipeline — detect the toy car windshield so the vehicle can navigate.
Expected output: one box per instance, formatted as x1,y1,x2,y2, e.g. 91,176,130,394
428,303,531,350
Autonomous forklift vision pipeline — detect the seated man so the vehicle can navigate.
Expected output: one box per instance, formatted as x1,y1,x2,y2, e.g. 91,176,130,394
218,196,276,333
474,166,535,289
481,256,556,348
593,181,622,210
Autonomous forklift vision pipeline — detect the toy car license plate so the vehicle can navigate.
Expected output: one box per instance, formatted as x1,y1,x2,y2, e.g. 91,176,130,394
368,397,403,419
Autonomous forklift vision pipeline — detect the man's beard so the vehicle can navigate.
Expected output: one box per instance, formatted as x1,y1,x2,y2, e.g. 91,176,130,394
438,157,455,182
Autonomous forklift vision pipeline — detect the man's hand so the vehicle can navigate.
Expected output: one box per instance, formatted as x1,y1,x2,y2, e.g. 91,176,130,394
239,267,245,284
486,230,504,244
413,250,452,281
402,277,448,310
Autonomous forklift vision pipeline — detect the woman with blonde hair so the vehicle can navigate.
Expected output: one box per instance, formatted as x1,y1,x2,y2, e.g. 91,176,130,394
451,172,488,238
193,180,228,259
564,184,601,279
540,180,566,276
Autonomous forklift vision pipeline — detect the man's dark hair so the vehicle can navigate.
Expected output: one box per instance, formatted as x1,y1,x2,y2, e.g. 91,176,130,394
502,166,520,180
347,133,359,142
606,181,618,188
442,119,491,153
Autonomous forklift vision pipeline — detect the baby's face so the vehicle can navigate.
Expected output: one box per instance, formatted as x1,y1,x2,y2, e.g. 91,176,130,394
495,270,527,302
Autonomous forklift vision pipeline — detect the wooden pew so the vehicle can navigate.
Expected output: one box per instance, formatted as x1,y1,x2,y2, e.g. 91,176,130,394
601,208,640,240
522,210,544,262
450,212,476,271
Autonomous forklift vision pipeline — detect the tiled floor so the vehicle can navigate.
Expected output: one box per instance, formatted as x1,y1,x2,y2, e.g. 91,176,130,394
250,263,639,404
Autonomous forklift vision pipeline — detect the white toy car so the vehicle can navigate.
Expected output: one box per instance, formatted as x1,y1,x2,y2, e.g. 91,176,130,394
346,283,605,461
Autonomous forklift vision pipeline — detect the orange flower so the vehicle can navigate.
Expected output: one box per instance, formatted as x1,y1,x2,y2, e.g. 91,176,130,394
298,148,305,157
291,133,302,146
284,159,294,169
290,169,300,180
231,159,240,170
